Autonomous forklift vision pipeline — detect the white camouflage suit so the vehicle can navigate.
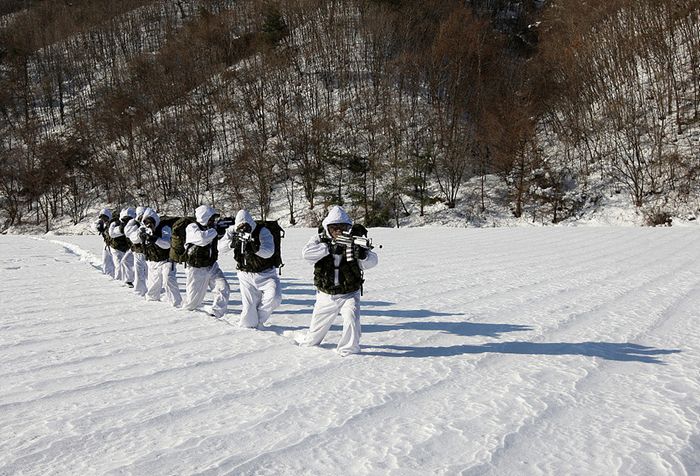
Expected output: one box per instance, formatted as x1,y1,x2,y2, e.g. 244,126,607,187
109,207,136,284
95,208,115,278
124,206,149,296
183,205,230,318
140,208,182,307
224,209,282,329
297,206,378,356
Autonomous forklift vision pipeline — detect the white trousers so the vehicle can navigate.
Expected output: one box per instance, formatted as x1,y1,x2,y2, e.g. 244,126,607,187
300,291,362,356
146,260,182,307
184,262,230,318
111,249,125,281
133,252,148,296
238,269,282,328
101,246,115,278
119,250,134,283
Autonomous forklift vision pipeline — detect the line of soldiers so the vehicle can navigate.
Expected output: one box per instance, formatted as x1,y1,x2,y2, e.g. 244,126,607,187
95,205,378,356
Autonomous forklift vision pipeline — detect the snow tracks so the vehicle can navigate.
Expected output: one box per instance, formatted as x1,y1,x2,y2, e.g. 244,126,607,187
0,229,698,475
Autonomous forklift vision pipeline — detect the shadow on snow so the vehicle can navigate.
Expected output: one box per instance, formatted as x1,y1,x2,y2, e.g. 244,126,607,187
220,276,679,364
282,299,397,312
360,321,532,338
363,341,680,363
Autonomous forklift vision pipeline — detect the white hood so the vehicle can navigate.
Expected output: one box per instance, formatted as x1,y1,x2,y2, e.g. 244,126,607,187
322,205,353,235
234,209,256,232
142,208,160,227
195,205,218,226
120,207,136,220
99,208,112,220
135,206,146,218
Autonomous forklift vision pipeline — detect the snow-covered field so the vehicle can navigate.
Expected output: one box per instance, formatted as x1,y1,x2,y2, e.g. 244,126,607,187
1,228,699,475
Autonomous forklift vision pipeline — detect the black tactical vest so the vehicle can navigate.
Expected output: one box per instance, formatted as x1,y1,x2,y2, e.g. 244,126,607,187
143,222,171,262
313,248,364,295
110,221,130,253
233,226,276,273
101,218,118,248
186,223,219,268
129,221,144,253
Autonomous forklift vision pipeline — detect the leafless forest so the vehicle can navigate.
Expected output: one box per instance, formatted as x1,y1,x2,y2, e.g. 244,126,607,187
1,0,698,230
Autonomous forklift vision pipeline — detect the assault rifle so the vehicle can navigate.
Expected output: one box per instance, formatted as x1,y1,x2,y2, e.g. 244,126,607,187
234,230,253,242
211,216,235,239
230,228,254,255
215,217,235,229
334,231,379,262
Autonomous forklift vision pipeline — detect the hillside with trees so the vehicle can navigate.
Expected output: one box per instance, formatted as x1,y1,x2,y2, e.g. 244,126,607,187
1,0,698,231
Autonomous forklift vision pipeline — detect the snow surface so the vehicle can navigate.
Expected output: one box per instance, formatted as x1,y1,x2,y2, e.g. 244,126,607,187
1,228,699,475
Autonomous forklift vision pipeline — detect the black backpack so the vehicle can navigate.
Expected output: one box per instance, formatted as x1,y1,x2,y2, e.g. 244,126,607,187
257,220,285,271
166,216,193,263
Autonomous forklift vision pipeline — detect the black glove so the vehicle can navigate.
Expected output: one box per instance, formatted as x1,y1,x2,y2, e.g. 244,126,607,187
215,224,227,238
140,227,156,245
319,232,331,244
138,227,149,243
96,221,105,233
353,245,368,260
